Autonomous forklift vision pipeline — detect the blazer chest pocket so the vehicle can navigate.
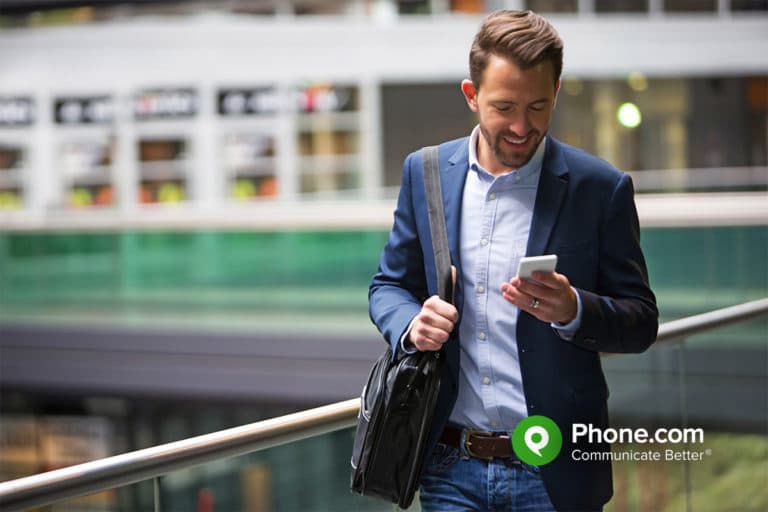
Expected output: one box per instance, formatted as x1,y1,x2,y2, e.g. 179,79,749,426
550,240,597,290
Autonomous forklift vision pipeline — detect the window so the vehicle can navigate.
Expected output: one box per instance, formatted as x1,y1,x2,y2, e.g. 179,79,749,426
595,0,646,13
527,0,578,13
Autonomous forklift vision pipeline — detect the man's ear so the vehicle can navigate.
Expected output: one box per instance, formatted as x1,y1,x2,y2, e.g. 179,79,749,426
461,79,479,112
553,79,561,109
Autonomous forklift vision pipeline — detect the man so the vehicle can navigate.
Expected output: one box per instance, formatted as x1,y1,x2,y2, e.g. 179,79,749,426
368,9,658,512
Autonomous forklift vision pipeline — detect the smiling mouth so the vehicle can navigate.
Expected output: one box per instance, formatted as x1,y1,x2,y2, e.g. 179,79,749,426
503,135,531,147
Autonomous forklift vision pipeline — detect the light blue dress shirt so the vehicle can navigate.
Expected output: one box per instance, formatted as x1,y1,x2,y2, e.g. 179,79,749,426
400,126,582,431
448,126,582,432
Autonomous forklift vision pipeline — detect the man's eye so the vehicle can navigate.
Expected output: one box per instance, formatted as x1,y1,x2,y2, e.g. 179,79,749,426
530,106,544,112
496,105,510,112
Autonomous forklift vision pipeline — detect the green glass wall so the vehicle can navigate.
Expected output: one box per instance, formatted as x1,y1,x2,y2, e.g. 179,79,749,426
1,226,765,329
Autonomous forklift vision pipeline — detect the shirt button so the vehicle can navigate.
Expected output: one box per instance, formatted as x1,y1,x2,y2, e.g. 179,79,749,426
479,332,486,341
477,285,485,294
489,193,496,200
515,174,521,182
482,376,490,385
490,421,498,428
480,239,489,247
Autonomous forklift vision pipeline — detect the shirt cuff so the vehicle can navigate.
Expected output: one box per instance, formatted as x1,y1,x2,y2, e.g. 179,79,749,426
399,317,419,354
551,287,582,340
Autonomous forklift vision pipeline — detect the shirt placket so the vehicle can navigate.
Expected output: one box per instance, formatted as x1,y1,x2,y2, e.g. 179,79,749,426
476,178,501,427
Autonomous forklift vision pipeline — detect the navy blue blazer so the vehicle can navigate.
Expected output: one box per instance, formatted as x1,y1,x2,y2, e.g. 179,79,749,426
369,135,658,511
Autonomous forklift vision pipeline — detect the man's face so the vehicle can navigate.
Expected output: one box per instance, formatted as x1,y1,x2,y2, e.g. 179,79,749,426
462,54,560,175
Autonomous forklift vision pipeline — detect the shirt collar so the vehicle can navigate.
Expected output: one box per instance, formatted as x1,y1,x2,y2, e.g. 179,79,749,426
467,124,546,182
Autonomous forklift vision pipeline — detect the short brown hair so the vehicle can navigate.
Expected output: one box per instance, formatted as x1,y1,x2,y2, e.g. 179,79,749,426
469,10,563,88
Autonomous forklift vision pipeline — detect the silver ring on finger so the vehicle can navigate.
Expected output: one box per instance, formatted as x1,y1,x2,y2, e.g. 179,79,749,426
530,297,540,309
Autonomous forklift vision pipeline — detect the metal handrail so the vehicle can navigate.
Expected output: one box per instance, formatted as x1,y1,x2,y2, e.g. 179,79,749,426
656,297,768,341
1,297,766,512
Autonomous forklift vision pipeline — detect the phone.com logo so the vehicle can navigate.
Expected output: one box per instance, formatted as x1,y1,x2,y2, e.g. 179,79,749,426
512,415,563,466
511,415,706,466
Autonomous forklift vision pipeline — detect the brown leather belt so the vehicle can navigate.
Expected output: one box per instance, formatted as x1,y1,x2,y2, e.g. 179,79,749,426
439,426,519,461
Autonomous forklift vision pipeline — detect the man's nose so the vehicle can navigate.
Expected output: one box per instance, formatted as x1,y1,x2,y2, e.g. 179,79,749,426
507,113,531,136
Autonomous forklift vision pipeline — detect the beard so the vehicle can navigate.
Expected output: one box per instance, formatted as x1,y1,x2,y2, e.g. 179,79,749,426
479,124,544,171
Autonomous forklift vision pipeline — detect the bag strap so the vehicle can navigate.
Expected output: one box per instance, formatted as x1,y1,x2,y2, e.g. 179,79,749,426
422,146,453,305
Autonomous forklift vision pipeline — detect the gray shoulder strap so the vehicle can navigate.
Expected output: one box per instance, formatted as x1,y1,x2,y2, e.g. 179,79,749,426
422,146,453,304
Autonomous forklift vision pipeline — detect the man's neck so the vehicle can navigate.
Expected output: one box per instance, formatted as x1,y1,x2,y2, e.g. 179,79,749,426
476,139,508,177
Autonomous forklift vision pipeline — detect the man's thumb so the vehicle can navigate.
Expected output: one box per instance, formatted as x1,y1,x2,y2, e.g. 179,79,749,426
451,265,457,289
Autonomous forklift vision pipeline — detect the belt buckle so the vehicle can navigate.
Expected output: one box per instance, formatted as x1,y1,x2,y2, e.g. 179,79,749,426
464,429,495,460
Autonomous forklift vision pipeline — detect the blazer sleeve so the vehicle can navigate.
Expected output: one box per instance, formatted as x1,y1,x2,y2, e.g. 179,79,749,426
369,152,428,355
570,173,659,353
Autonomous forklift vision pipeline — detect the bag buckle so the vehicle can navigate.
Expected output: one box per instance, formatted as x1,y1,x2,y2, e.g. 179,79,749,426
463,429,496,460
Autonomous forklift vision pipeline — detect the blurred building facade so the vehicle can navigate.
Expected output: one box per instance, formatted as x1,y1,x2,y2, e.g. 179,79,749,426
0,0,766,214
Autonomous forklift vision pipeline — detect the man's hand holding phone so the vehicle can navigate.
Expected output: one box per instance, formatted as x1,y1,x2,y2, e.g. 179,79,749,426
501,255,578,324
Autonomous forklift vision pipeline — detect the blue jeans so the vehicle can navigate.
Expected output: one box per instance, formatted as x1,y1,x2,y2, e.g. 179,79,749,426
419,440,555,512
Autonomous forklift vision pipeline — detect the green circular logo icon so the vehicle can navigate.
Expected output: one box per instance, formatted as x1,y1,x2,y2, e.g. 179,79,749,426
512,415,563,466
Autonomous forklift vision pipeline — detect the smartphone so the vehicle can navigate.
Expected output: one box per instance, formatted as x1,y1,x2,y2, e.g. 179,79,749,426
517,254,558,280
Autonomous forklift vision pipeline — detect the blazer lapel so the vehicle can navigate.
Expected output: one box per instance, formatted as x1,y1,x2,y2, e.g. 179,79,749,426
526,137,570,257
441,140,469,391
442,142,469,271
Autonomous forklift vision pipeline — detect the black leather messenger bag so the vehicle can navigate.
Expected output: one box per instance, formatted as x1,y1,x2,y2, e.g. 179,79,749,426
350,146,453,509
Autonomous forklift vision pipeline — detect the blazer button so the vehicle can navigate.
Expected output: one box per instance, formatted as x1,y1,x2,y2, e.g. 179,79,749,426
584,337,597,344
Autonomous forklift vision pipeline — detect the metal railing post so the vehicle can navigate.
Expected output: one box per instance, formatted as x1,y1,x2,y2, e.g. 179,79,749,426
153,477,161,512
677,340,692,512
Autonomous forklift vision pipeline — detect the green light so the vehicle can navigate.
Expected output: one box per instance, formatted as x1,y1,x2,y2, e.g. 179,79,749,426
617,102,642,128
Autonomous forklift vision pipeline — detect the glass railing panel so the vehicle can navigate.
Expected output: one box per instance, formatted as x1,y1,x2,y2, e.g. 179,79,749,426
25,481,153,512
1,304,765,512
603,341,689,512
678,317,767,512
140,428,396,512
603,316,768,512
